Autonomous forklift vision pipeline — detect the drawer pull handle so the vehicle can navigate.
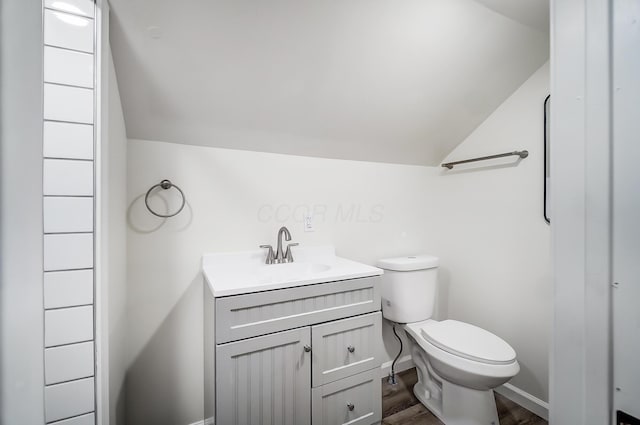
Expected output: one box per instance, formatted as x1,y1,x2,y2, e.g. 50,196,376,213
347,345,355,353
347,402,355,411
304,345,312,353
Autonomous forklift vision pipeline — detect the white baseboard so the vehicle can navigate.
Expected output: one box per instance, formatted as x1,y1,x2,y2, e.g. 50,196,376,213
187,418,214,425
380,354,415,379
495,383,549,420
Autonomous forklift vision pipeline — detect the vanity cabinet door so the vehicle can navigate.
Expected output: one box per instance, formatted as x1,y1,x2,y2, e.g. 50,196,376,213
216,327,311,425
312,312,382,386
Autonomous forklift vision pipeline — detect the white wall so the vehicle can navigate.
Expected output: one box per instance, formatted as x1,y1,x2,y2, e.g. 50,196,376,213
110,0,549,166
0,0,45,422
124,63,550,424
104,48,129,425
435,63,551,404
125,140,441,424
41,2,100,422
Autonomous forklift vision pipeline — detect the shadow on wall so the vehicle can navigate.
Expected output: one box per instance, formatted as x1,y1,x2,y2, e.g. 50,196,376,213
124,276,203,425
127,192,194,234
115,385,125,425
511,354,546,400
381,320,410,366
436,267,450,320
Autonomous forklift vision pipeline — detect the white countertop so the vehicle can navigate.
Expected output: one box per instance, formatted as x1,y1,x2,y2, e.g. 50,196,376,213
202,245,383,297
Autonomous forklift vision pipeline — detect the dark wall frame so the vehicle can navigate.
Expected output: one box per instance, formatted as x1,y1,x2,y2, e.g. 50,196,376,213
544,94,551,224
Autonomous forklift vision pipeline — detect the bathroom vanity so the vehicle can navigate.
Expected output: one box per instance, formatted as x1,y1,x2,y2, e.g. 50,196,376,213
203,246,384,425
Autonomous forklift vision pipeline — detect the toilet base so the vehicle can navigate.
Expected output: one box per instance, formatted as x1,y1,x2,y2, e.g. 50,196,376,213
411,342,501,425
414,380,500,425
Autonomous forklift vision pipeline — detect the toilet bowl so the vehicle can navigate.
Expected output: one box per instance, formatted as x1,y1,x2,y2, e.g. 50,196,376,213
377,255,519,425
406,319,519,390
404,319,519,425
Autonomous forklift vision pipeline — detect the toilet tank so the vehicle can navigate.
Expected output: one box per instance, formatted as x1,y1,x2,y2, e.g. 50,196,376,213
376,255,439,323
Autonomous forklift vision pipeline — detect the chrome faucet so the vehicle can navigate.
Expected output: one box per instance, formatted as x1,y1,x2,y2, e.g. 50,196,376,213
259,226,298,264
275,226,291,263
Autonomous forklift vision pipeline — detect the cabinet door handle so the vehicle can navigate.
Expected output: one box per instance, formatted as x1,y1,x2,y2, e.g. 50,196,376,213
347,402,355,411
304,345,312,353
347,345,355,353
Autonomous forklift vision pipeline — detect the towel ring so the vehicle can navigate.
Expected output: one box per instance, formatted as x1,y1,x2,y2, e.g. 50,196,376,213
145,179,186,218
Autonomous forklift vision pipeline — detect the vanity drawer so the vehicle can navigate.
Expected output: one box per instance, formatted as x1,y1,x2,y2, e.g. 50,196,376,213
312,368,381,425
216,277,380,343
312,312,382,387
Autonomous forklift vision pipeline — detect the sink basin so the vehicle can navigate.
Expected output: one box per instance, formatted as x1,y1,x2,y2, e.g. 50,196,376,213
256,262,332,281
202,245,382,297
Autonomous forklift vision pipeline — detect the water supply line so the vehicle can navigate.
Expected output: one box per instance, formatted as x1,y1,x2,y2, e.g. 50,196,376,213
388,323,403,385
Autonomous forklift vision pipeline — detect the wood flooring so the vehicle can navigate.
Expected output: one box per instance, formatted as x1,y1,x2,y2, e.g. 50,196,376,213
382,368,548,425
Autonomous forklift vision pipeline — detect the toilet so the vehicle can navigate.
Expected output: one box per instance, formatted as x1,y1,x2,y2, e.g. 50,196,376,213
377,255,519,425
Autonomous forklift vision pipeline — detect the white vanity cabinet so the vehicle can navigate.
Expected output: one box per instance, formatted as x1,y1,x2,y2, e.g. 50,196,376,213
207,275,383,425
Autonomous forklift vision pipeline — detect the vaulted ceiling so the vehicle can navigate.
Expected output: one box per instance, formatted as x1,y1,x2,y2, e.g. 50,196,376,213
109,0,548,165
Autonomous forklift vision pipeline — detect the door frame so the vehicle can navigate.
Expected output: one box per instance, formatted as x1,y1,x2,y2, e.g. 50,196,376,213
550,0,613,423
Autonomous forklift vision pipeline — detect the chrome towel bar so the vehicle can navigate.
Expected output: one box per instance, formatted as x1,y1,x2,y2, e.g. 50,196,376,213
441,150,528,169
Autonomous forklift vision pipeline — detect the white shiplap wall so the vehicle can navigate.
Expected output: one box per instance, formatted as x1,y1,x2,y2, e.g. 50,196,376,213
42,1,97,423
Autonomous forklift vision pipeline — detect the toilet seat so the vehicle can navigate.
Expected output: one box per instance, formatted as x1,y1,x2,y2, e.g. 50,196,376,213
419,320,516,365
404,319,519,387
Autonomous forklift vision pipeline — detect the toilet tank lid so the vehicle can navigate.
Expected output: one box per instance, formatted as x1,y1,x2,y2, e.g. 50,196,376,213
376,255,438,271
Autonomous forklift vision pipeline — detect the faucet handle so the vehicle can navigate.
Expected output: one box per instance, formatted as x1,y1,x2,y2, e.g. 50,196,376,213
284,243,299,263
259,245,275,264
